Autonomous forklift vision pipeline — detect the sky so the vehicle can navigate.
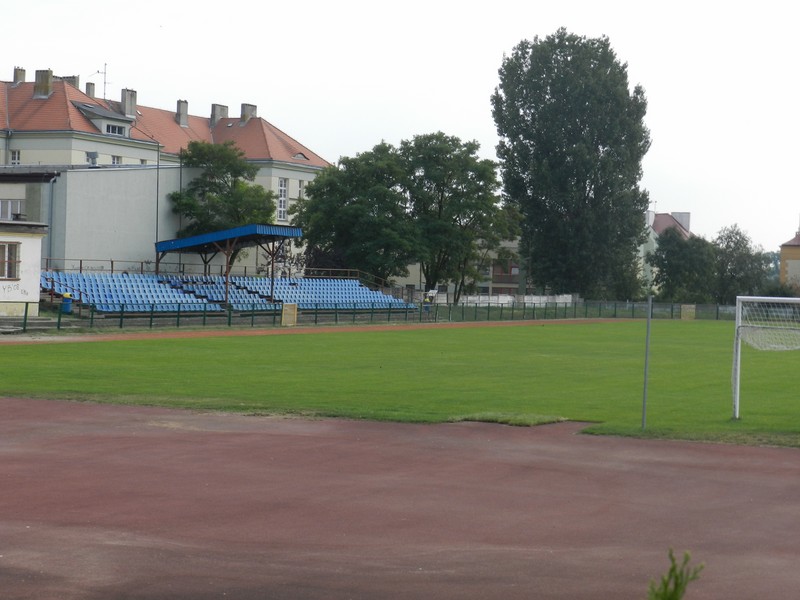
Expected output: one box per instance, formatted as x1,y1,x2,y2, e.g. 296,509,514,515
5,0,798,251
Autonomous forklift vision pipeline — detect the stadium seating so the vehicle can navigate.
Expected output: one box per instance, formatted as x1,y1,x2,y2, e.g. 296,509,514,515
40,271,415,313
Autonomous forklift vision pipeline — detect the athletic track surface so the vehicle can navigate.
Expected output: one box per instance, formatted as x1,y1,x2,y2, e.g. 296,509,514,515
2,322,799,599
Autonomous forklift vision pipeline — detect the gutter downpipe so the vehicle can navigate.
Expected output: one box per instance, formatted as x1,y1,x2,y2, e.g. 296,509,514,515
47,173,58,260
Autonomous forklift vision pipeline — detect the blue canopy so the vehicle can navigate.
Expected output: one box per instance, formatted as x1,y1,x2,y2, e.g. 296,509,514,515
156,224,302,255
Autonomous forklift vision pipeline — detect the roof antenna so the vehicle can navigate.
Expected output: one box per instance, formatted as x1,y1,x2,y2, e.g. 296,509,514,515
86,63,108,99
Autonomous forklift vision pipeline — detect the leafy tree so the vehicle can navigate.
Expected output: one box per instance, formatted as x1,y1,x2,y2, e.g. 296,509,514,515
398,132,511,301
647,228,716,303
169,141,276,238
294,134,514,299
713,225,770,304
492,28,651,299
292,142,418,282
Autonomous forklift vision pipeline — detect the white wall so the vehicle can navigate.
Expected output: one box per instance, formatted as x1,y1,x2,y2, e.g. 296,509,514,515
46,166,183,270
0,228,46,316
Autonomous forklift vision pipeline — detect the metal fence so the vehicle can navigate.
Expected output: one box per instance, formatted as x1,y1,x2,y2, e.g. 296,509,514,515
1,299,740,334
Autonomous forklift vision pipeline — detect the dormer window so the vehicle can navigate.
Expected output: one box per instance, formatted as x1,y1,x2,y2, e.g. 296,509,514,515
106,124,126,136
293,152,309,160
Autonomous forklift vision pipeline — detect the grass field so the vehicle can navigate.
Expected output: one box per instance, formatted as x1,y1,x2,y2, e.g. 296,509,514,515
3,320,799,446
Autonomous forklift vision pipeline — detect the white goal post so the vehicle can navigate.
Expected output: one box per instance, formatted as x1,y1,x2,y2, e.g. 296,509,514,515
732,296,800,419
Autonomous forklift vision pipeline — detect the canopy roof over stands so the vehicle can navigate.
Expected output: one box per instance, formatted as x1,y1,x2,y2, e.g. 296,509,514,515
155,224,302,257
155,224,303,303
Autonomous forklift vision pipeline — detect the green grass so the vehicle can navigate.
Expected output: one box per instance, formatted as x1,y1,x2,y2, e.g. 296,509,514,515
3,320,799,445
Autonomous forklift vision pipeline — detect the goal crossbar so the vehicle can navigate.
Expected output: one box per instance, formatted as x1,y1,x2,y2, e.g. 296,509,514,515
732,296,800,419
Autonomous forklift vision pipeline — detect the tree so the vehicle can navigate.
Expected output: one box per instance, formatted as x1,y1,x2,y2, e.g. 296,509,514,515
169,141,276,239
292,142,418,282
399,132,512,301
492,28,651,299
294,134,514,299
713,225,770,304
647,228,716,303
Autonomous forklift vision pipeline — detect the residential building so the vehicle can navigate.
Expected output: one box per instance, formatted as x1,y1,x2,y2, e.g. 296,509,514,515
779,222,800,286
640,210,691,287
0,66,329,274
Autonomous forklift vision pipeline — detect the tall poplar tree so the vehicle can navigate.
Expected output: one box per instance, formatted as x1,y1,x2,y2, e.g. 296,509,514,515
492,28,651,298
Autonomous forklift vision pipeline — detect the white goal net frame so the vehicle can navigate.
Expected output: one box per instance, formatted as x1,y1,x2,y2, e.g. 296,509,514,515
732,296,800,419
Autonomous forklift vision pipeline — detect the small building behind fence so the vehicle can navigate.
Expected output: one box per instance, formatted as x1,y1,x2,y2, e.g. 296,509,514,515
0,217,48,316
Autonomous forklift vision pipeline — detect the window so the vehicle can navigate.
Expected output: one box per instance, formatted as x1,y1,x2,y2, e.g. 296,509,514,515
298,180,305,199
106,124,125,136
140,159,147,165
111,155,122,165
278,177,288,220
10,150,20,165
1,243,20,279
0,200,23,220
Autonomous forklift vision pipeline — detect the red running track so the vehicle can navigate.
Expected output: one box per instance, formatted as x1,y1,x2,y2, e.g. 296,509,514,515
1,397,800,599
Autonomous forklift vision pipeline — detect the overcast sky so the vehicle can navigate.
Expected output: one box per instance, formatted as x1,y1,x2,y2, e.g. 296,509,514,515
6,0,798,251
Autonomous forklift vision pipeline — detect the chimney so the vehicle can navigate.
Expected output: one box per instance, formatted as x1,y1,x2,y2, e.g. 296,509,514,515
176,99,188,127
240,103,257,123
121,88,137,118
210,103,228,127
33,69,53,98
671,212,691,232
85,82,95,98
13,66,25,85
56,75,80,89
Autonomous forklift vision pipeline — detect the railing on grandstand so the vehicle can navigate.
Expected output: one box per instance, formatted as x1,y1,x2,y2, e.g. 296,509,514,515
42,259,381,285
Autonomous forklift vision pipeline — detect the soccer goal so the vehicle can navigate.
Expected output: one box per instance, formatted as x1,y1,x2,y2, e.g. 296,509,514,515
732,296,800,419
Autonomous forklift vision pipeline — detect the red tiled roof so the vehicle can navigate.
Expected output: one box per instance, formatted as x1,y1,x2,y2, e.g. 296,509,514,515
1,78,330,168
2,81,100,133
652,213,691,240
781,233,800,247
211,117,329,167
128,104,212,153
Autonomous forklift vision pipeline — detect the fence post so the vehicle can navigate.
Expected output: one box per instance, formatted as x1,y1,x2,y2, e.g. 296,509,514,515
22,301,30,332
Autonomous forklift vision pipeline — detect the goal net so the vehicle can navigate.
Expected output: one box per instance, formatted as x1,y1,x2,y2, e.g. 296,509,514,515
732,296,800,419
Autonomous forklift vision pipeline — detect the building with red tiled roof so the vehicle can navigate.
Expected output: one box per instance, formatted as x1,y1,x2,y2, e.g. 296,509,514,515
1,67,328,168
779,224,800,285
640,210,693,288
0,66,330,272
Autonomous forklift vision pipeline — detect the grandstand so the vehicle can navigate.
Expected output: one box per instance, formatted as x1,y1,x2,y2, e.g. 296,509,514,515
40,271,415,314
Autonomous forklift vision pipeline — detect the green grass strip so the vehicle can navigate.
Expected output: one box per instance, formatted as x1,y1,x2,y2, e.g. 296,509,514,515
2,320,799,446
